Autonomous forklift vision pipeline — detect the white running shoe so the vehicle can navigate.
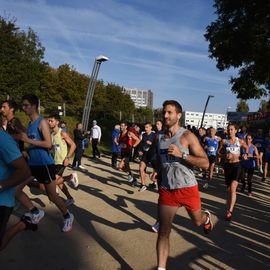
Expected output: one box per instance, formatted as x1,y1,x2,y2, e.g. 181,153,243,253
25,209,45,224
139,185,147,192
70,172,79,188
62,213,74,233
65,198,75,206
151,221,160,233
78,165,86,170
203,183,209,189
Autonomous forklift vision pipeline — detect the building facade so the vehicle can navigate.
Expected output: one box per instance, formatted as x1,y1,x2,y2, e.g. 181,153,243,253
183,111,227,129
124,88,153,109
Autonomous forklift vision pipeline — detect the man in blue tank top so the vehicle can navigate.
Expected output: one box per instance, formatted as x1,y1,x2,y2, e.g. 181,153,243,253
203,127,221,189
156,100,213,270
0,131,37,250
15,94,74,233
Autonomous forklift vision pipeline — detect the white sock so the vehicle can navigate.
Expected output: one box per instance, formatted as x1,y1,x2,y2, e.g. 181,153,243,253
158,267,166,270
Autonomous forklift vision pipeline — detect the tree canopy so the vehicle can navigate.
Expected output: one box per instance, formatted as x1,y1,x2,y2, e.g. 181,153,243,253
0,16,143,123
236,99,249,112
205,0,270,99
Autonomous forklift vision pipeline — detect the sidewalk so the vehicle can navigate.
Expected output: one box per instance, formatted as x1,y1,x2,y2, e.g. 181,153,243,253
1,156,270,270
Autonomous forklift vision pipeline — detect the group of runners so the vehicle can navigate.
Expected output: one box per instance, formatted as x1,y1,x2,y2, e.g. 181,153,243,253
111,101,269,269
0,95,78,250
1,96,269,270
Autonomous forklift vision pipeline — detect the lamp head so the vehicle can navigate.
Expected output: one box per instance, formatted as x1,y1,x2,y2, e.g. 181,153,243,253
96,55,109,62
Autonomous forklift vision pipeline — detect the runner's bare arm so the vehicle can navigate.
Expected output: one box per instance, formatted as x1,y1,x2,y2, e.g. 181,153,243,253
17,119,52,149
61,130,76,158
128,131,141,147
168,131,209,170
0,156,31,191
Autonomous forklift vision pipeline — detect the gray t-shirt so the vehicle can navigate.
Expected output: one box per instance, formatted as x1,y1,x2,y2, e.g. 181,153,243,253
158,127,197,189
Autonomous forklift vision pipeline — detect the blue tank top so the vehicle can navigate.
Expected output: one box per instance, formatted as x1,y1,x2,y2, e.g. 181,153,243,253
205,136,219,156
27,116,54,166
241,144,256,169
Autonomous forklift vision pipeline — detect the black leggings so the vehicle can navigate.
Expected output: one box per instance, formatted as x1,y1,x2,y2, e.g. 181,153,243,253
92,139,100,158
72,147,84,167
241,167,254,193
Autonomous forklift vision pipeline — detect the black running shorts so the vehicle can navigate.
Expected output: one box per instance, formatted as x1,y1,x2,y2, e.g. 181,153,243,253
224,162,241,186
208,155,217,164
55,164,66,176
29,164,56,184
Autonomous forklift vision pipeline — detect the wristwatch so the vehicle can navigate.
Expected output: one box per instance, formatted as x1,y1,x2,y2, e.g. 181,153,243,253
182,153,188,160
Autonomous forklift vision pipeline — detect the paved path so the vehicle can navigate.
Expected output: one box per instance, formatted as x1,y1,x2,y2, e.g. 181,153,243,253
1,156,270,270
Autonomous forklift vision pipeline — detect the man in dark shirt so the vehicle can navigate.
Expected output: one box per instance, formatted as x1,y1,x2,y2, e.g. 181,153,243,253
72,122,88,170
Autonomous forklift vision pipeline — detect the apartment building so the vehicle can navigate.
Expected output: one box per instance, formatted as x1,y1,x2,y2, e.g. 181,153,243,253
183,111,227,129
124,88,153,109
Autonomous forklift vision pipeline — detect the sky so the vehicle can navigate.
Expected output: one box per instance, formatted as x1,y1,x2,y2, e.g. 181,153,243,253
0,0,263,113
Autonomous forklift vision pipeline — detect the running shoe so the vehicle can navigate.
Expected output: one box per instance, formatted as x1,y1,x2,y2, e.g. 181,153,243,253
203,183,209,189
203,210,213,234
261,177,266,182
139,185,147,192
62,213,74,232
148,182,157,189
131,180,141,187
21,215,38,231
127,174,134,183
78,165,86,170
69,172,79,188
225,211,232,221
151,221,160,233
25,209,45,224
65,198,75,206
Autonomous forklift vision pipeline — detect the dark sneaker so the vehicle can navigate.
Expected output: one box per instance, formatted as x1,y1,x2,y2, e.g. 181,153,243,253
148,182,157,189
21,215,38,231
203,210,213,234
131,180,141,187
225,211,232,221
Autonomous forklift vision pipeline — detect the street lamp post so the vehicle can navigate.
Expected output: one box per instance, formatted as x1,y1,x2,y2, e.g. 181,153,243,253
225,106,232,127
200,95,214,128
82,55,109,131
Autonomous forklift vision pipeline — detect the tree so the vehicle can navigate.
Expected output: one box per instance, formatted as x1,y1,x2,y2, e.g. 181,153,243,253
0,16,45,100
236,99,249,112
205,0,270,99
258,99,270,112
